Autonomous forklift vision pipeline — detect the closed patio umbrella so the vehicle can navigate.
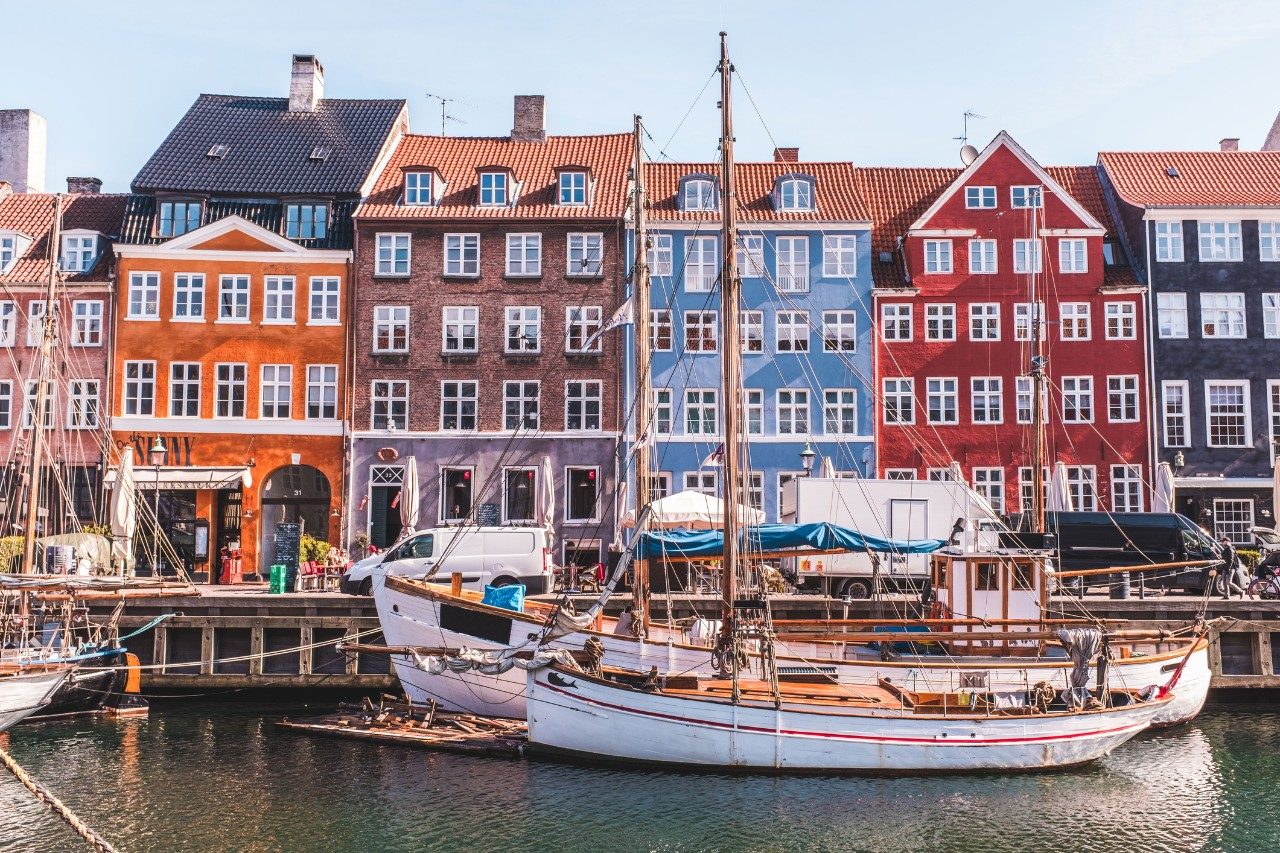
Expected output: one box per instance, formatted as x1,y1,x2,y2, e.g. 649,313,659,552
1153,462,1176,514
399,456,420,534
1048,462,1075,512
819,456,836,479
538,455,556,535
109,446,137,575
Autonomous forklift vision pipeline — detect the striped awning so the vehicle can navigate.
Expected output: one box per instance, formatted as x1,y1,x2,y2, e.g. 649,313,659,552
105,466,252,491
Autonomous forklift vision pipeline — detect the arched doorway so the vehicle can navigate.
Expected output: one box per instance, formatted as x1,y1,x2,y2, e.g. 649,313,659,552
259,465,331,574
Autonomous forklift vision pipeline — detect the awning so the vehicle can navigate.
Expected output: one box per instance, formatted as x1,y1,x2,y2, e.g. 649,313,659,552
1173,476,1275,490
105,466,252,490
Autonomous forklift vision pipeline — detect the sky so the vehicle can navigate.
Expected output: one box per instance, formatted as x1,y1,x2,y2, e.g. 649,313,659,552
7,0,1280,193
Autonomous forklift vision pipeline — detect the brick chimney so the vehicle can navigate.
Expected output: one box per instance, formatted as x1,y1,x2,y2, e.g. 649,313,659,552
511,95,546,143
0,109,47,193
0,181,11,201
1219,138,1240,152
67,176,102,194
289,55,324,113
773,147,800,163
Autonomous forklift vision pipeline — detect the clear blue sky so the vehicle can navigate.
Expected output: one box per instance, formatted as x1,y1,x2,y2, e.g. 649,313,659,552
8,0,1280,193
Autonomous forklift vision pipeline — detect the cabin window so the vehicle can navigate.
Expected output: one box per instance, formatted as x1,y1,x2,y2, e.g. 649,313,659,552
976,562,999,591
1012,562,1034,591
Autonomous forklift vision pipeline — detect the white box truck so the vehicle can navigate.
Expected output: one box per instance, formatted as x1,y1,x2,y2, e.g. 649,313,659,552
779,477,1001,598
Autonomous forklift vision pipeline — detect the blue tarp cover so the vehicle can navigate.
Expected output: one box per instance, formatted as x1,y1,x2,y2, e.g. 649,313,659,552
634,522,946,561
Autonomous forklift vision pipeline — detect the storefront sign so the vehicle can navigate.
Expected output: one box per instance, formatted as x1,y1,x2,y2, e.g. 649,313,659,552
123,433,197,466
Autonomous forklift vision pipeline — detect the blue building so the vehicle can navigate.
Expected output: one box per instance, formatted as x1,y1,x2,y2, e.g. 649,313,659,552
625,152,875,521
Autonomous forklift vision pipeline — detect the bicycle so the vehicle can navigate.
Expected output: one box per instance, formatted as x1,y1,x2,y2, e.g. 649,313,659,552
1247,569,1280,600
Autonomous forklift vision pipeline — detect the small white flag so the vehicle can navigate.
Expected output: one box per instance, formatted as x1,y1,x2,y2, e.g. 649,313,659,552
580,299,633,351
701,444,725,468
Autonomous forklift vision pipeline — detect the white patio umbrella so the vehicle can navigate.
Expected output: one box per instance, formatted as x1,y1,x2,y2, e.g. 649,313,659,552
538,455,556,535
948,461,965,484
819,456,836,479
1153,462,1176,514
398,456,420,534
1048,461,1075,512
109,446,137,576
624,489,765,530
1272,460,1280,531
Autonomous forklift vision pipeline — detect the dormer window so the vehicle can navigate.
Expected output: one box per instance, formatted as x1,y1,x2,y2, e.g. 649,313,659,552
405,172,434,206
158,200,201,237
680,177,717,211
60,234,99,272
776,176,815,211
1,232,30,274
480,172,509,206
285,203,328,239
559,171,587,205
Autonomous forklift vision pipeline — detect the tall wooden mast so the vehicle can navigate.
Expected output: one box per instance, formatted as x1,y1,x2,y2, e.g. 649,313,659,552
1029,201,1047,533
631,114,652,634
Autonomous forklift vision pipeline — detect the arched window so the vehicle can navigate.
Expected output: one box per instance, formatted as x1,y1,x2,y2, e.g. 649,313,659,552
776,176,815,211
680,176,718,211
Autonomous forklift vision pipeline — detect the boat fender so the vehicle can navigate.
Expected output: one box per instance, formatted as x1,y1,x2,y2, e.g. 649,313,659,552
123,652,142,694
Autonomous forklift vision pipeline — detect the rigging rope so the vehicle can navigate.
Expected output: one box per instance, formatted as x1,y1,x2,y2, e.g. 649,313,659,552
0,744,118,853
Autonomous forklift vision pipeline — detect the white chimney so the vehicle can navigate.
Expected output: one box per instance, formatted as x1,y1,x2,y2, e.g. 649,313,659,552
511,95,546,143
0,109,47,193
289,55,325,113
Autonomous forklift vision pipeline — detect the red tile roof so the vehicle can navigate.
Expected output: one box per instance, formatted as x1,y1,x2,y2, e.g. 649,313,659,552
852,167,957,253
357,133,633,220
0,192,127,283
645,162,870,223
1044,166,1119,235
1098,151,1280,207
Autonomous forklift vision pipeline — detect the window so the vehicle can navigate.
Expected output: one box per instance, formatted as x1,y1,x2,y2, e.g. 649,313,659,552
1010,186,1042,208
1019,467,1049,513
218,275,250,321
1162,381,1190,448
881,304,912,341
441,468,473,522
169,363,201,417
559,171,588,205
1013,302,1045,341
824,389,858,435
479,172,508,206
60,234,98,271
653,389,673,435
822,310,857,351
1206,381,1250,447
1107,375,1140,423
885,469,916,481
1105,302,1136,339
1155,221,1183,262
822,236,857,277
0,301,13,346
747,471,764,512
0,235,20,273
1261,222,1280,262
923,240,952,274
1270,381,1280,464
682,178,716,211
128,272,160,319
1198,221,1242,261
564,306,603,353
1059,303,1091,340
685,389,718,435
0,381,9,428
23,380,54,429
1015,377,1047,424
777,389,809,434
404,173,433,206
566,380,602,430
926,378,958,424
375,233,411,276
883,378,914,424
441,381,478,430
925,304,955,340
1065,466,1098,512
444,234,480,276
285,204,327,239
647,234,673,276
971,377,1003,424
306,365,338,420
969,303,1000,341
70,300,102,346
1264,294,1280,338
1013,239,1042,273
25,300,49,347
1213,499,1255,544
442,306,478,353
263,276,295,323
173,274,205,320
684,236,718,291
775,310,809,353
308,277,340,324
745,389,763,435
1111,465,1144,513
1157,292,1188,338
373,306,410,353
777,177,813,210
504,468,537,522
965,186,996,209
1200,293,1246,338
684,310,718,352
776,235,809,291
972,468,1004,513
741,310,764,353
567,467,600,521
566,233,604,277
968,239,997,274
371,380,409,430
123,361,155,416
214,363,247,418
504,381,540,430
66,380,99,429
1059,239,1087,273
651,310,673,351
158,200,200,237
260,365,292,418
1062,376,1093,423
504,307,541,353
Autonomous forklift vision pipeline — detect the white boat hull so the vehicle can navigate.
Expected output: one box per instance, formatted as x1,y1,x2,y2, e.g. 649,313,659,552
0,670,70,732
526,666,1170,773
373,576,1208,727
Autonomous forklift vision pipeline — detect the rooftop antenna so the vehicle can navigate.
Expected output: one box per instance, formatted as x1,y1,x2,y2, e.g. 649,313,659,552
425,93,468,136
955,109,985,165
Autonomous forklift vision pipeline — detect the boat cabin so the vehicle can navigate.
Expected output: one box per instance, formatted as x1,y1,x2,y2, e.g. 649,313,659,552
930,550,1051,655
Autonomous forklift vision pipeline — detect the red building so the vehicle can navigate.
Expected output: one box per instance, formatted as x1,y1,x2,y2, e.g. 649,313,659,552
858,133,1149,516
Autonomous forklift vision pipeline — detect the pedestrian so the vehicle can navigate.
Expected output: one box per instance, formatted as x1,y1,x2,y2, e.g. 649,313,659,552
1218,537,1247,599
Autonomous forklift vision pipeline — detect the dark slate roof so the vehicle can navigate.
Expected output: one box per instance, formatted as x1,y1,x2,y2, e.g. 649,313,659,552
119,195,358,250
131,95,406,195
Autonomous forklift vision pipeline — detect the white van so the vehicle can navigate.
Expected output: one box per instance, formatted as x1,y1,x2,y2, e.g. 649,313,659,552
340,526,554,595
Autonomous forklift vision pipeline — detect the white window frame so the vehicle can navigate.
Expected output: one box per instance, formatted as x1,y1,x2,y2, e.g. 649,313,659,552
1157,292,1188,339
217,275,250,323
971,376,1003,424
822,235,857,277
0,301,14,347
0,380,13,429
443,233,480,277
1013,302,1045,341
1155,221,1184,262
651,310,673,352
375,233,411,276
1161,380,1190,448
122,361,155,417
1015,376,1048,425
684,235,718,292
503,380,540,430
1269,380,1280,465
559,171,588,206
214,363,247,419
881,303,912,341
567,233,604,277
70,300,103,347
1058,238,1088,274
969,303,1000,341
924,303,956,341
1263,293,1280,339
965,186,996,209
741,310,764,354
823,388,858,435
479,172,508,207
1065,465,1098,512
127,272,161,320
1061,375,1094,423
308,277,340,325
173,273,205,321
684,388,718,435
372,305,410,353
736,233,765,277
648,234,673,276
565,379,603,431
25,300,48,347
882,377,914,425
745,388,764,435
968,239,996,274
371,380,409,430
506,233,542,277
1104,301,1136,340
1013,239,1043,274
653,389,673,436
822,310,857,352
777,177,814,211
1059,302,1091,341
972,467,1005,513
1198,221,1243,262
776,235,810,292
66,379,99,429
59,234,98,272
306,364,338,420
1205,380,1251,448
504,306,541,353
441,380,479,431
926,377,958,425
1010,185,1043,208
776,388,810,435
686,470,719,497
169,362,201,417
23,380,54,430
775,310,810,353
1200,292,1246,338
1110,465,1144,513
263,276,295,324
441,306,478,354
684,310,718,353
1213,498,1256,544
259,364,293,419
1107,375,1140,423
923,239,953,274
404,172,433,206
682,178,717,211
565,306,603,354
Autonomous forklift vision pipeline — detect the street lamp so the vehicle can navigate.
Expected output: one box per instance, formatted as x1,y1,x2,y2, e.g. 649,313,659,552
800,442,816,477
149,436,166,575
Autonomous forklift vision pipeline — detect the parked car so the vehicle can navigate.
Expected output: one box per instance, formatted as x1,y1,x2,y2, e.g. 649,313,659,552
1249,526,1280,558
340,526,555,595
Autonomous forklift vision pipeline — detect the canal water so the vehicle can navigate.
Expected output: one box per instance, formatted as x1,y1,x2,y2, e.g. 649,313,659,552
1,702,1276,852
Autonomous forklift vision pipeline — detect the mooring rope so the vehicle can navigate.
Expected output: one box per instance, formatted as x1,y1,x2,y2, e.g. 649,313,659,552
0,744,118,852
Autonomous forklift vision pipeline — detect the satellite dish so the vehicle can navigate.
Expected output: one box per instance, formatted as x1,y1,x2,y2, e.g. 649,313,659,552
960,144,979,166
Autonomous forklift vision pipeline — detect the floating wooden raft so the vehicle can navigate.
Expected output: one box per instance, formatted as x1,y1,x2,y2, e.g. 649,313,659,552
276,696,527,759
